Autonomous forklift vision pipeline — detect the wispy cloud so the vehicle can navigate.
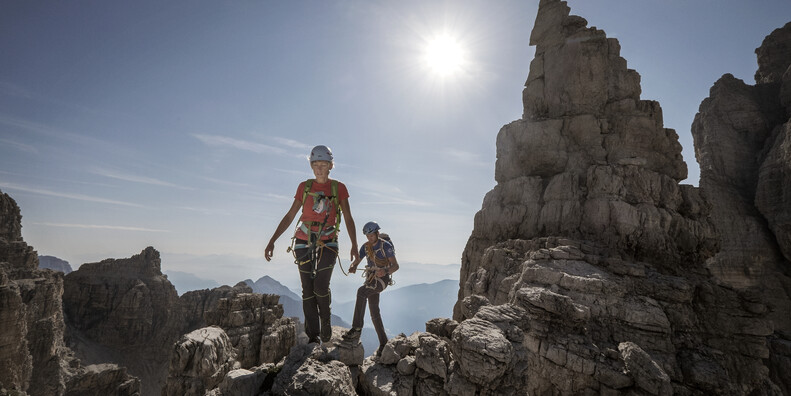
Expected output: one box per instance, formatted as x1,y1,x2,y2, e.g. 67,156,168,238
0,114,106,148
33,222,170,233
0,137,38,154
193,134,287,155
272,137,312,150
0,182,143,208
174,206,234,216
443,148,492,168
90,168,192,190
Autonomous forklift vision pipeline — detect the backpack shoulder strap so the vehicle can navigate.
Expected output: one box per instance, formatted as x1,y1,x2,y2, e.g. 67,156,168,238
301,179,314,203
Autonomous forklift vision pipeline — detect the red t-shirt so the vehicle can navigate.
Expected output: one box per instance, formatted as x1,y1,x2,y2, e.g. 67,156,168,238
294,179,349,241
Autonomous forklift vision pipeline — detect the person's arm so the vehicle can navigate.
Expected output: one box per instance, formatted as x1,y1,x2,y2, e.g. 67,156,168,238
339,198,359,261
348,254,363,273
376,255,399,278
264,198,302,261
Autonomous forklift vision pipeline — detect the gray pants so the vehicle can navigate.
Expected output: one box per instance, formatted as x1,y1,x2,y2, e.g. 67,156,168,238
352,273,391,347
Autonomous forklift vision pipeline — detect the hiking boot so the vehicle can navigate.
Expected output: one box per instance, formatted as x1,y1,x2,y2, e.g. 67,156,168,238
320,318,333,343
342,327,361,341
307,336,320,345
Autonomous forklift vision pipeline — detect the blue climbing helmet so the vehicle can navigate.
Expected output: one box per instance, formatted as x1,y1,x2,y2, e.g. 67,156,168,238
362,221,380,235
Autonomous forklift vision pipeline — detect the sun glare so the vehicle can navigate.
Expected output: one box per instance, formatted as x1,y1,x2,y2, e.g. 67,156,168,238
423,34,465,76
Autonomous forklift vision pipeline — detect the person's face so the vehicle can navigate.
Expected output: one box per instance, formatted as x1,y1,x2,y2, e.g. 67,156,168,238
366,232,378,243
311,161,332,179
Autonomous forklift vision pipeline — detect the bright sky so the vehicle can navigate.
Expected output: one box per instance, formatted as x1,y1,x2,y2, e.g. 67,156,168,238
2,0,789,295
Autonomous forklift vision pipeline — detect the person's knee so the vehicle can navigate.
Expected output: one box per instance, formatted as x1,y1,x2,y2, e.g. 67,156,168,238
356,286,369,298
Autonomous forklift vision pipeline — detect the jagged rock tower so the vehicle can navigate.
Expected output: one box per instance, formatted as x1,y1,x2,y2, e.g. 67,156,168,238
455,0,791,394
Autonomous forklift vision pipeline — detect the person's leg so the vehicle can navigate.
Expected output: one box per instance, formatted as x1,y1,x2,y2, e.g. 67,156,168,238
296,247,319,342
351,284,373,329
368,287,388,350
313,245,337,342
345,275,384,341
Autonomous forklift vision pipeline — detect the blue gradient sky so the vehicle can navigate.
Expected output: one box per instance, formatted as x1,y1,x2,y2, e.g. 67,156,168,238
2,0,789,295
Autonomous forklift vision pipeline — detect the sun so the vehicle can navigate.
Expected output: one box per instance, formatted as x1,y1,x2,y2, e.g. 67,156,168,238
423,34,465,76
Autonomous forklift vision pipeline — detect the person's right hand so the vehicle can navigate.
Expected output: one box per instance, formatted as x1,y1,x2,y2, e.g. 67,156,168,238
348,264,357,274
265,242,275,261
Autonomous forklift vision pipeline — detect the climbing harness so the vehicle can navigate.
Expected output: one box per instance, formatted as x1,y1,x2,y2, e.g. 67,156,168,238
286,178,348,278
362,237,394,290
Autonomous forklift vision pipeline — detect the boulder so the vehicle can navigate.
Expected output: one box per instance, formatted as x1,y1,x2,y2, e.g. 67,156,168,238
162,327,237,396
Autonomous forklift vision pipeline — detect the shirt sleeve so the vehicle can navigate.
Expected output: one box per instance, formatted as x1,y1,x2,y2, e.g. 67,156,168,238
384,241,395,257
358,245,366,259
337,181,350,201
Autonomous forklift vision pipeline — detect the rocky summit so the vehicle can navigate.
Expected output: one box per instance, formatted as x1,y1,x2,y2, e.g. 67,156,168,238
2,1,790,395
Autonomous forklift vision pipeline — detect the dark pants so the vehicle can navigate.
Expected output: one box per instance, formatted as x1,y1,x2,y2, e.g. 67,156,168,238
295,240,337,341
352,274,390,347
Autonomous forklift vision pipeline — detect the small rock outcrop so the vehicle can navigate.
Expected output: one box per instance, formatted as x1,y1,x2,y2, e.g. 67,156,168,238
204,293,295,367
0,190,140,396
162,327,238,396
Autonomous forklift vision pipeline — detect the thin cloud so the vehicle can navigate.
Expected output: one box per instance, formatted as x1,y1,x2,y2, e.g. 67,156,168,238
0,182,143,208
272,137,312,150
91,168,192,190
357,191,432,207
193,134,286,155
0,114,106,148
0,137,38,154
443,148,492,168
358,199,432,207
33,222,170,233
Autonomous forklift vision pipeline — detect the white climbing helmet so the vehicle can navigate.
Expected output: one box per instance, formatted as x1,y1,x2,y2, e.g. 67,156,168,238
309,145,333,162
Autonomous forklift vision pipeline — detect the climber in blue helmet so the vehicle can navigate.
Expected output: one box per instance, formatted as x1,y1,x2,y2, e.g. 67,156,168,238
343,221,399,357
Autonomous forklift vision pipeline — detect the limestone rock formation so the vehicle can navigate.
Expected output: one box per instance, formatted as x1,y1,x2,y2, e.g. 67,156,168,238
162,327,238,396
63,248,296,396
754,22,791,265
693,21,791,331
64,364,139,396
447,0,791,394
63,246,183,396
0,190,140,396
270,343,356,396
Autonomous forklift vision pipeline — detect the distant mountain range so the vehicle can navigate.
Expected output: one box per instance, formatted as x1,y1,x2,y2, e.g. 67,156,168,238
38,255,73,274
334,279,458,336
246,275,458,354
37,254,458,355
164,270,220,294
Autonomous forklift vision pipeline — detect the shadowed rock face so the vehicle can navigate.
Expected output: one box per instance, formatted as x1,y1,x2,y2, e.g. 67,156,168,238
0,190,140,396
63,248,296,396
446,0,791,394
462,0,715,304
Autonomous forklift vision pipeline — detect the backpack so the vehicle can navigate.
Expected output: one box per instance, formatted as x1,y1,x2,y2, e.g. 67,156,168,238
364,233,395,286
